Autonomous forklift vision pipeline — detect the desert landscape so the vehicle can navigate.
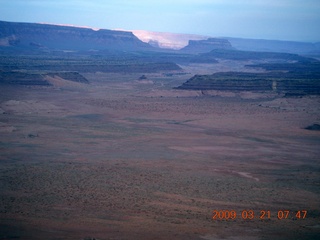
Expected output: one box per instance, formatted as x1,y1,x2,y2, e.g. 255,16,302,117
0,20,320,240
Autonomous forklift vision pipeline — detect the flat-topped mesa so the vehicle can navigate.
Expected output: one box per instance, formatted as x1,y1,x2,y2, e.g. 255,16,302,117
175,66,320,95
180,38,233,53
0,20,153,51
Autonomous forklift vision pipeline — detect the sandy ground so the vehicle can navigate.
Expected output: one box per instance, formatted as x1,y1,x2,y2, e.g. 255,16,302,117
0,70,319,240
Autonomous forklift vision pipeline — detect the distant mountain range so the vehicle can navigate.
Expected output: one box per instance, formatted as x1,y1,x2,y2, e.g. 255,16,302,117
1,20,319,55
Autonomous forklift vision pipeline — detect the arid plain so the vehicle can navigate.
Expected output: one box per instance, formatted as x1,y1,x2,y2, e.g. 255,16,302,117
1,62,320,240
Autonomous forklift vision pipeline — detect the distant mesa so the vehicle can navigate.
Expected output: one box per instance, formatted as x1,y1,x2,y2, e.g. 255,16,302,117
175,61,320,95
0,20,152,51
180,38,233,53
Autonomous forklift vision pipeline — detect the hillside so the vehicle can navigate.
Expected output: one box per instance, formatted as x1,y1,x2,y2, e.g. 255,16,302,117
0,21,153,51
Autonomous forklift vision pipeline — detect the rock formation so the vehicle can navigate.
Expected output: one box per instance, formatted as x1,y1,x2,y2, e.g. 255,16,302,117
0,20,152,51
180,38,233,53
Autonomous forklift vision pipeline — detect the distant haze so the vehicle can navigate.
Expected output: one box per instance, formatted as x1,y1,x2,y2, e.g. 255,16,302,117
131,30,209,49
0,0,319,42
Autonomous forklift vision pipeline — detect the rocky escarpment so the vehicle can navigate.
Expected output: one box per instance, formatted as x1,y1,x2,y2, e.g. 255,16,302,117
175,61,320,95
0,21,152,51
180,38,233,53
176,72,320,94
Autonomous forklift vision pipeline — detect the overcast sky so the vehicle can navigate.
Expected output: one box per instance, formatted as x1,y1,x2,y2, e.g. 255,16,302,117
0,0,319,41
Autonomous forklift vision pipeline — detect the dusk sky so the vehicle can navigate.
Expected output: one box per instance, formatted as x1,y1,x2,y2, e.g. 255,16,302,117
0,0,319,42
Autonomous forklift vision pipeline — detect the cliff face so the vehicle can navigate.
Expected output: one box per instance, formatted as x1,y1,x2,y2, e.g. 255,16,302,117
0,21,152,51
180,38,233,53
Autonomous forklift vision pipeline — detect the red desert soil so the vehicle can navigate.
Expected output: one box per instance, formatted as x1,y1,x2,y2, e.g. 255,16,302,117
0,72,319,240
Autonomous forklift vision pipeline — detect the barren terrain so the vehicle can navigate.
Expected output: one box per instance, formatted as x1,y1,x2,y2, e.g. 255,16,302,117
0,66,320,240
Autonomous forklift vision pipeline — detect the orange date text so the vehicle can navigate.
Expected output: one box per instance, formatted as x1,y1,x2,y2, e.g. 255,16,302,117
212,210,307,220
